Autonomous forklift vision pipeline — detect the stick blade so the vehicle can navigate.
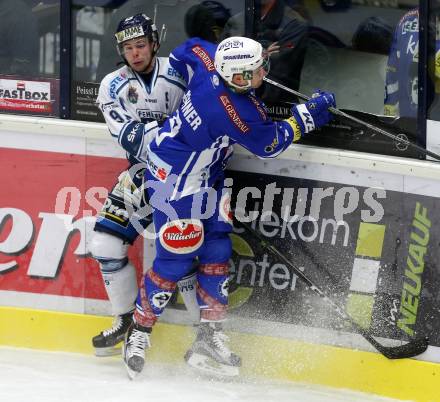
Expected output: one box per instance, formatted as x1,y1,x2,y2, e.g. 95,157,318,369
380,337,429,359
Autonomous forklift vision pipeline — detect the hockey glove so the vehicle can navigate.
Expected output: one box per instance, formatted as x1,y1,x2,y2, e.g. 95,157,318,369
290,90,336,135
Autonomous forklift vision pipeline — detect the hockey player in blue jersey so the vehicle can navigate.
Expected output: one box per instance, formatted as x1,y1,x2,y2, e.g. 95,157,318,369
122,36,336,378
384,9,419,118
384,8,440,118
89,13,200,357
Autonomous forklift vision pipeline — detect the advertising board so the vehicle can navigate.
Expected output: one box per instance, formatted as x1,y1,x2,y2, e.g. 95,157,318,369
0,76,59,116
1,120,440,361
0,147,143,314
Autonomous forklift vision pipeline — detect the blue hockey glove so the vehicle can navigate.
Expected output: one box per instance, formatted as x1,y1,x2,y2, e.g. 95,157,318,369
290,90,336,134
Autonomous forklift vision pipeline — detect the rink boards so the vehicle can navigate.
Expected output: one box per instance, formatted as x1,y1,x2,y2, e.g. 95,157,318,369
1,115,440,402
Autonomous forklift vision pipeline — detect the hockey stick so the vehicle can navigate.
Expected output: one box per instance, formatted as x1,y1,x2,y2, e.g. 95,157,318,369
236,217,429,359
263,76,440,162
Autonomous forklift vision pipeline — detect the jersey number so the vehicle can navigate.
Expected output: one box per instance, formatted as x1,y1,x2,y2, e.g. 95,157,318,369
110,110,125,123
155,112,182,146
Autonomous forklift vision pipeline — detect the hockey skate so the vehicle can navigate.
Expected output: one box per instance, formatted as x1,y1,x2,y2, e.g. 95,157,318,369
184,322,241,377
123,322,151,380
92,311,133,356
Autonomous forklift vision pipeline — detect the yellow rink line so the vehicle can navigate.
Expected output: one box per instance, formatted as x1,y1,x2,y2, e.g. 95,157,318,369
1,307,438,402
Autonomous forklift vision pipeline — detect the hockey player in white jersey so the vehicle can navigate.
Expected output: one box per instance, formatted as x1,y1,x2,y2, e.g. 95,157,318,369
89,13,199,357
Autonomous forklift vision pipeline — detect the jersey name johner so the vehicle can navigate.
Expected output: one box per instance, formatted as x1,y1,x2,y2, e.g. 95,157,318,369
181,90,202,130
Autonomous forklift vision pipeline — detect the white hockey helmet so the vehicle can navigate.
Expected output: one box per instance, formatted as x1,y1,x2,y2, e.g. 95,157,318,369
214,36,269,89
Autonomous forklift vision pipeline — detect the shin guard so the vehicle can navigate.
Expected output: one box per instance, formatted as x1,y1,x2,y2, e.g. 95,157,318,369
134,268,176,327
197,263,229,321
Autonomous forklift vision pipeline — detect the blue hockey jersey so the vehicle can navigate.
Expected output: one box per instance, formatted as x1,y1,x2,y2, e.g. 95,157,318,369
146,38,301,199
384,8,440,118
384,9,419,118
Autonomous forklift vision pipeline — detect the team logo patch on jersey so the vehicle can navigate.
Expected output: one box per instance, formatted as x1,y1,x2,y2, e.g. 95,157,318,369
264,135,280,153
159,219,204,254
219,94,249,133
218,277,229,299
128,86,138,104
211,75,220,87
149,289,173,312
192,46,215,71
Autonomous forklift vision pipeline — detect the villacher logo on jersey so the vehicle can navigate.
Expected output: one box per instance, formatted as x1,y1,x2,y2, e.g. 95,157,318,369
159,219,204,254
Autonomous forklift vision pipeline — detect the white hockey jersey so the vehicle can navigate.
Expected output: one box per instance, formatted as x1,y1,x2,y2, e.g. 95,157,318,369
97,57,186,164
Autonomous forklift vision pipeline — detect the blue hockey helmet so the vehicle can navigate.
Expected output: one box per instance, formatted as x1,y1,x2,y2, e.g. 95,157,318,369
115,13,159,58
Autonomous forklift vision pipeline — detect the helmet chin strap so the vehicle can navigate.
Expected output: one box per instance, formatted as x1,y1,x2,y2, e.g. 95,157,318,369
228,83,252,94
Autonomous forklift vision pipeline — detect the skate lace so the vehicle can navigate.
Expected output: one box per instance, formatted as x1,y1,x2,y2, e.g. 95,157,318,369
212,331,231,357
128,329,150,357
102,316,124,337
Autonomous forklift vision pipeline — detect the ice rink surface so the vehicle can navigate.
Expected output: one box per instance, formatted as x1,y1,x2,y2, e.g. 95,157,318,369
0,347,405,402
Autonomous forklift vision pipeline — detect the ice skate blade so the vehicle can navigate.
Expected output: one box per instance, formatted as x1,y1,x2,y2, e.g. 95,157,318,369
94,345,122,357
185,352,239,377
122,342,144,380
124,361,142,380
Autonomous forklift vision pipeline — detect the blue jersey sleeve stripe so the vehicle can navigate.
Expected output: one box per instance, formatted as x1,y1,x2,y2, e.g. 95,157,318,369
136,130,145,159
153,59,160,88
116,81,129,95
119,97,128,112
